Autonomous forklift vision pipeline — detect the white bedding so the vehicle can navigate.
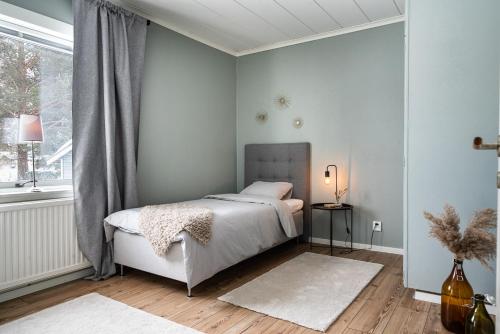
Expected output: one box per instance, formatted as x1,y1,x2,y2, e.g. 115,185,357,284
105,194,303,289
105,195,303,236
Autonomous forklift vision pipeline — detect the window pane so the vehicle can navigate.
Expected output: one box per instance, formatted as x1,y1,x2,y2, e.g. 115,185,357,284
0,33,72,183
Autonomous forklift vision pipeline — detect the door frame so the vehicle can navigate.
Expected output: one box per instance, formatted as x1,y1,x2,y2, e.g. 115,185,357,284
402,0,410,288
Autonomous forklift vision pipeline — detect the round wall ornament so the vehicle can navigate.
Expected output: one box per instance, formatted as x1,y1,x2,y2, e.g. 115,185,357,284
293,117,303,129
255,112,268,124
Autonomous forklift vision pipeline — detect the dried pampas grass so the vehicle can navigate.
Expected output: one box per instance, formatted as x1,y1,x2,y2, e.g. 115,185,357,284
423,204,496,269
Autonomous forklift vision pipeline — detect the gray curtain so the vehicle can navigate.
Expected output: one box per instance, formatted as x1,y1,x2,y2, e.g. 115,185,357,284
72,0,147,279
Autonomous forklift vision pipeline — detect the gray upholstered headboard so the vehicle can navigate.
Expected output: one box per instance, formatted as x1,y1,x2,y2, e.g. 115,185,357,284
244,143,311,240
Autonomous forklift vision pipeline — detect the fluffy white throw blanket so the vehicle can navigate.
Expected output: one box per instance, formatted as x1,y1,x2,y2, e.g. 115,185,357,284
138,203,213,256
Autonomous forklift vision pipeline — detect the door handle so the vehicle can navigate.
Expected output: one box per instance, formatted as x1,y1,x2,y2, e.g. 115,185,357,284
473,136,500,188
473,136,500,156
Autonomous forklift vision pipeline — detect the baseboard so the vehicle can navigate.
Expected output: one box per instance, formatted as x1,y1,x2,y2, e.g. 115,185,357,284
0,267,93,303
310,237,404,255
414,290,496,315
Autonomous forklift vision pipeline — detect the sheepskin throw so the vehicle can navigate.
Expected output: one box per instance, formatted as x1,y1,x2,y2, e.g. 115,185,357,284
138,203,213,255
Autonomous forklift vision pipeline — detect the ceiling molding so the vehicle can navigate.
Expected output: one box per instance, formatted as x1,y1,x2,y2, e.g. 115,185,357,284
110,0,404,58
236,15,405,57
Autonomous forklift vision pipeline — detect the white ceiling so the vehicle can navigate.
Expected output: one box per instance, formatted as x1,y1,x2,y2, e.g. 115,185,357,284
118,0,405,56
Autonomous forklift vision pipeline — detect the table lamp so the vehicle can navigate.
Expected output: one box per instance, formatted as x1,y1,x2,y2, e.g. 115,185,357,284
324,164,342,208
18,114,44,192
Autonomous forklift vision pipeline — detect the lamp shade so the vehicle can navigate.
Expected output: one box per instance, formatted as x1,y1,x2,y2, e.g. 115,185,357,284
18,114,43,142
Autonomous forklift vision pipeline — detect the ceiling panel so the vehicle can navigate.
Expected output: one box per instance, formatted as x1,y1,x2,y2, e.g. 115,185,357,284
355,0,400,21
194,0,287,43
275,0,342,33
236,0,315,38
314,0,369,27
121,0,404,55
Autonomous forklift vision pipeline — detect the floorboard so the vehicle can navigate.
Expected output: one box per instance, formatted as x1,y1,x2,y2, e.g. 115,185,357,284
0,242,452,333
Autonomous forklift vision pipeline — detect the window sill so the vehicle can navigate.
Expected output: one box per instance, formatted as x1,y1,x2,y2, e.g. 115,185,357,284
0,185,73,204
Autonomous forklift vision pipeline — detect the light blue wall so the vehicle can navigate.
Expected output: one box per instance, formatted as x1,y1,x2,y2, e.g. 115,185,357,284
406,0,499,295
137,24,236,205
237,23,405,248
4,0,238,205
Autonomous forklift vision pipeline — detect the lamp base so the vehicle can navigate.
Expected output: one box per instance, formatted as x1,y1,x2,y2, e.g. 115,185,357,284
30,186,42,193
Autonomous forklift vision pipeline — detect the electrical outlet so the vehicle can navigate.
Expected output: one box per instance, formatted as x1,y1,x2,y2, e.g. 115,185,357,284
372,221,382,232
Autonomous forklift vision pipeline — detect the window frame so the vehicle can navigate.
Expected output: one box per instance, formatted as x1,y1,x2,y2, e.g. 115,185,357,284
0,1,73,194
0,1,72,47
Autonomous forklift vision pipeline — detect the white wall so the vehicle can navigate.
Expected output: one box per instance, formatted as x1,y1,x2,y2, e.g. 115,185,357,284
406,0,499,294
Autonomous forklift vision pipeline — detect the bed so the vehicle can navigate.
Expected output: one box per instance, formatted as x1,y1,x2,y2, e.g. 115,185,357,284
107,143,311,296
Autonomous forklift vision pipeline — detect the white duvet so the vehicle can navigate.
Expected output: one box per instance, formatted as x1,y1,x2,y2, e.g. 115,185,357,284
104,194,303,288
105,195,302,236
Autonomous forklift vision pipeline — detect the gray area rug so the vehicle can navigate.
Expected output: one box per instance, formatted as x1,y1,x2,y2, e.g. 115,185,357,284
218,252,383,332
0,293,202,334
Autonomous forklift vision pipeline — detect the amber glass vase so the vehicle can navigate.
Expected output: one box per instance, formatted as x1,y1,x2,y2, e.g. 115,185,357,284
441,259,474,333
465,294,495,334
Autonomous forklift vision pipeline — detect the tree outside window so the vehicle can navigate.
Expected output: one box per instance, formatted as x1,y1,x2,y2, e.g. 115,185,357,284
0,33,72,183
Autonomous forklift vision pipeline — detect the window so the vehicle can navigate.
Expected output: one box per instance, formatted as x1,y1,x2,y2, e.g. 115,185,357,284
0,21,72,185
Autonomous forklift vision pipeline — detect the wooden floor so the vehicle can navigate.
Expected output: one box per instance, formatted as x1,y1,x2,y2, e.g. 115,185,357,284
0,242,451,333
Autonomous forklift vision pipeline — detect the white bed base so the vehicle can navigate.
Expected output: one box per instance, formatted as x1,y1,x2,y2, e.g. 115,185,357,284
114,211,303,297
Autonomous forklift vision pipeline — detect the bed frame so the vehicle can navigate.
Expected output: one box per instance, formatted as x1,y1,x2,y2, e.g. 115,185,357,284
114,142,311,296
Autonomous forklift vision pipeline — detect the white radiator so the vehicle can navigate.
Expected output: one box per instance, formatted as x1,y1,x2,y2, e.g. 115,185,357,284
0,198,90,293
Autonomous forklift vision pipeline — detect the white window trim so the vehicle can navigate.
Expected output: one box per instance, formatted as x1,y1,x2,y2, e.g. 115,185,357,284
0,185,73,204
0,180,72,189
0,2,74,201
0,1,72,48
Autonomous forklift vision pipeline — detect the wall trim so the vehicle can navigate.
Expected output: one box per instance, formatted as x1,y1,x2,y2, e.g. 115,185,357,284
414,290,496,315
236,16,405,57
311,237,404,255
110,0,404,57
0,261,89,293
0,267,93,303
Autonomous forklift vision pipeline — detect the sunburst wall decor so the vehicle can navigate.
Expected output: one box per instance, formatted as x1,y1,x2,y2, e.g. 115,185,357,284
274,95,290,110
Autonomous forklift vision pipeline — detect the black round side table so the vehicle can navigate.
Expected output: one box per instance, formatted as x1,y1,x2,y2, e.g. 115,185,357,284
310,203,353,255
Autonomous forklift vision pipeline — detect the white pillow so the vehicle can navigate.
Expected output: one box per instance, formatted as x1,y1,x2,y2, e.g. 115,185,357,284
104,208,141,234
240,181,293,200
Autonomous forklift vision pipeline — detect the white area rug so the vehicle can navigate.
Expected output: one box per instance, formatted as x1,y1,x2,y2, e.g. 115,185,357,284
0,293,202,334
218,252,383,332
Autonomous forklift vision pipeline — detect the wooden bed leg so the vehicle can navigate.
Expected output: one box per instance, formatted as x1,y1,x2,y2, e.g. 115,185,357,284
187,287,192,298
120,264,124,277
